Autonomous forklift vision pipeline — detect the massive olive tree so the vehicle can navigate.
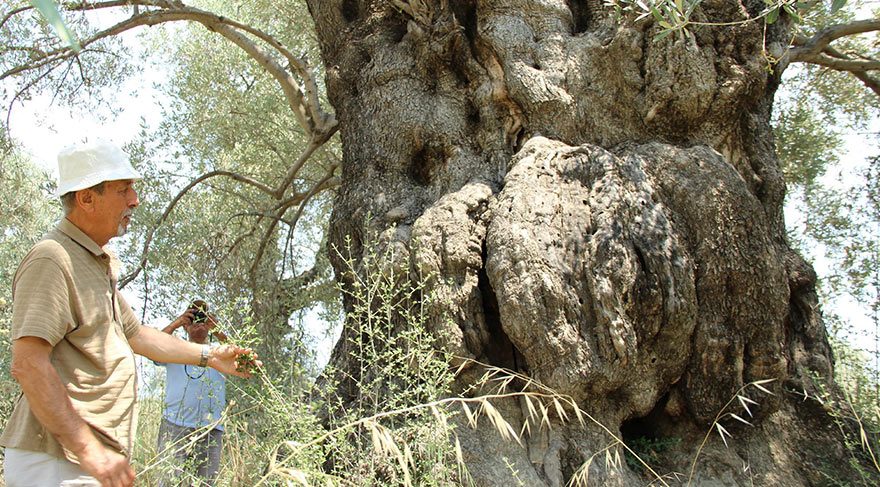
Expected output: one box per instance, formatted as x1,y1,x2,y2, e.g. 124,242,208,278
308,1,873,484
4,0,880,484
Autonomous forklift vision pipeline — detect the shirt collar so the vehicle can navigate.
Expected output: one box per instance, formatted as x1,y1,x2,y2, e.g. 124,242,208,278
57,218,107,257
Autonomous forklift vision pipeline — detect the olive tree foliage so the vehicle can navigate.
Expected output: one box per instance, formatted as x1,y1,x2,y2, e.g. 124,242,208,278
770,0,880,419
117,0,344,376
1,0,341,376
0,132,59,421
772,0,879,190
795,150,880,417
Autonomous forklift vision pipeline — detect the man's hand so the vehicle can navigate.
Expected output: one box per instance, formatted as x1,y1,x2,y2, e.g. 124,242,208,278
204,314,229,342
77,442,135,487
161,310,194,335
11,337,135,486
208,344,262,378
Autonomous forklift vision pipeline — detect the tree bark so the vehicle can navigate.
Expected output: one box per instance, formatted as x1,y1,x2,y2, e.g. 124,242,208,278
307,1,853,484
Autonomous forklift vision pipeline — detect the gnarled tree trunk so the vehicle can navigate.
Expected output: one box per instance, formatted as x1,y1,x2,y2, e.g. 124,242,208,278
307,1,852,484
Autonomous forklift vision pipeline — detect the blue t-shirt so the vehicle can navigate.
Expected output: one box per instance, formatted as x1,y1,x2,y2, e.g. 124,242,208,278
161,363,226,431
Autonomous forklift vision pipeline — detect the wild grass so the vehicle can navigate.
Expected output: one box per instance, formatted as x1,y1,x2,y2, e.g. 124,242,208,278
1,237,879,486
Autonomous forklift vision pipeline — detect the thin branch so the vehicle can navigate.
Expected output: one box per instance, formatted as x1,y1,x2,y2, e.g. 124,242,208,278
49,53,78,106
231,210,298,227
273,139,322,199
222,214,265,258
0,5,32,31
64,0,163,10
793,52,880,72
6,62,60,133
119,168,285,288
248,165,339,283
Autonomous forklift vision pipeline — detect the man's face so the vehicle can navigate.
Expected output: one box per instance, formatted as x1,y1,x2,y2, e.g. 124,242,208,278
184,321,210,344
91,179,139,240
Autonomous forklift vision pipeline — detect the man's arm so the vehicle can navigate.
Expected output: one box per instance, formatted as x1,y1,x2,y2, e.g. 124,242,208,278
160,311,192,335
129,325,258,377
206,314,228,343
11,337,135,487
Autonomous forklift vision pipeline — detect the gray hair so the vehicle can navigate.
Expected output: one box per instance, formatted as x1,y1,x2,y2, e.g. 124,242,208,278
60,181,106,215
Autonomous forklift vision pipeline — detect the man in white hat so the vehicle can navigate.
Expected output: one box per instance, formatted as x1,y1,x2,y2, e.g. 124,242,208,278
0,140,259,487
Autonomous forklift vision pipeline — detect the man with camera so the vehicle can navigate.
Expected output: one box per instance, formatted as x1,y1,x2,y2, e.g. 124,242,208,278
156,300,229,486
1,140,260,487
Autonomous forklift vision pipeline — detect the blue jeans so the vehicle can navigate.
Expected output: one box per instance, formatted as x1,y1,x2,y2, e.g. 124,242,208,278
156,418,223,486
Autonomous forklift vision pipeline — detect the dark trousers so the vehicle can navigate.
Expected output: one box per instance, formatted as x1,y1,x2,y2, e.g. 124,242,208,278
157,418,223,486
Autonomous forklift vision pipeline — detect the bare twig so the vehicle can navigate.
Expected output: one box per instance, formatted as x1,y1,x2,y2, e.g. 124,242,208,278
120,167,306,288
248,164,339,283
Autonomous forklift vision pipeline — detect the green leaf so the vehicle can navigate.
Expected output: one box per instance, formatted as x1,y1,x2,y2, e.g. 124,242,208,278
654,29,673,41
650,5,665,22
831,0,847,13
29,0,81,53
766,7,779,25
783,3,802,23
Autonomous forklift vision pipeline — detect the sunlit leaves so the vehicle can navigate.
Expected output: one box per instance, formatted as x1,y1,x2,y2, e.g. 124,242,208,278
773,101,841,189
0,142,59,433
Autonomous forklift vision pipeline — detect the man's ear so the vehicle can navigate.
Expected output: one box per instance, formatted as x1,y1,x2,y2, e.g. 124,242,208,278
74,189,96,212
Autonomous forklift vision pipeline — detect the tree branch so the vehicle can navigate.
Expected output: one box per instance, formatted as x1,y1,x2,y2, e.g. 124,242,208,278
789,18,880,62
248,165,339,284
794,52,880,72
120,167,300,288
0,5,32,31
851,71,880,99
4,1,337,141
788,27,880,97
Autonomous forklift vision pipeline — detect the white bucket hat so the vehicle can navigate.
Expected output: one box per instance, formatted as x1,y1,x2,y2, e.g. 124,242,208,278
56,140,143,197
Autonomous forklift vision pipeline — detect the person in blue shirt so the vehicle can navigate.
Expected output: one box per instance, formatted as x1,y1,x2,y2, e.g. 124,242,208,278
157,301,229,486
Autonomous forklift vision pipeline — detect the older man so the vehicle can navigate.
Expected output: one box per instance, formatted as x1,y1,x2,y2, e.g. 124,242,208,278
0,140,258,487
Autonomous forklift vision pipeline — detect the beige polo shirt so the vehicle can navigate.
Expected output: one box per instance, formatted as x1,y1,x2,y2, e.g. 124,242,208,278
0,218,142,462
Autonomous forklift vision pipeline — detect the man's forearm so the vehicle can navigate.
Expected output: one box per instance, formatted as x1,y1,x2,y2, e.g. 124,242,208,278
130,325,204,364
160,322,180,335
131,325,257,378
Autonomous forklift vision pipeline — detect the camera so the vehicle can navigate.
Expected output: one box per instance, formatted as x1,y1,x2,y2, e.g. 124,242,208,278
190,300,208,324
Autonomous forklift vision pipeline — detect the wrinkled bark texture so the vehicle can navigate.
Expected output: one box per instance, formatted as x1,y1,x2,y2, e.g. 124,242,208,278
307,1,854,484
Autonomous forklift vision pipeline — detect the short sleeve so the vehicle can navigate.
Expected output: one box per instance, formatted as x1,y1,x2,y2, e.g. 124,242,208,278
11,257,74,346
116,292,143,339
